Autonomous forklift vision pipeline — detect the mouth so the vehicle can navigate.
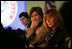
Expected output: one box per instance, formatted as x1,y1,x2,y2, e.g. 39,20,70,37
49,23,52,25
33,20,39,22
35,19,38,21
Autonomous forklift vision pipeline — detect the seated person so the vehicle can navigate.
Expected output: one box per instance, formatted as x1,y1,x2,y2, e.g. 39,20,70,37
43,9,71,48
19,12,31,29
25,7,49,48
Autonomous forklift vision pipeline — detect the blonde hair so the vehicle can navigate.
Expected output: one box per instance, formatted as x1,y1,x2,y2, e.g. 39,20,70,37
43,9,65,31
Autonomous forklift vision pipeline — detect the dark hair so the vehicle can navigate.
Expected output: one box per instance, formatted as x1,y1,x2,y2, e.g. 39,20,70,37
19,12,29,19
29,7,43,20
29,7,43,27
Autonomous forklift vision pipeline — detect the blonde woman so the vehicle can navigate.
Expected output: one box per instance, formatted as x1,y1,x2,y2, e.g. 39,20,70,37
43,9,71,48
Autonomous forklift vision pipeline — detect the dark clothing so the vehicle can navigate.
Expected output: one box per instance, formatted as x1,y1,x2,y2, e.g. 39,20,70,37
46,27,70,48
27,21,31,28
1,25,27,48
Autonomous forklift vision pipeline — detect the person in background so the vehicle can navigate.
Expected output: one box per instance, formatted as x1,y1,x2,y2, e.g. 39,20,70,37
19,12,31,48
43,9,71,48
1,23,26,48
59,2,72,48
19,12,31,29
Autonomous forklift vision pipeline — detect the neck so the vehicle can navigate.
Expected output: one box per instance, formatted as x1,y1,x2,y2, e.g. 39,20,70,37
52,27,56,30
31,26,38,30
51,24,57,30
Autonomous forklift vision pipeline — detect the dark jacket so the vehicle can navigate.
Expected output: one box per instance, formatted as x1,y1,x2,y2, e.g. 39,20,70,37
46,27,70,48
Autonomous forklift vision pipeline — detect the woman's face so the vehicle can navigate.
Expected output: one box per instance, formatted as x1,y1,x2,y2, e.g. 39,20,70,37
31,11,41,26
46,14,56,28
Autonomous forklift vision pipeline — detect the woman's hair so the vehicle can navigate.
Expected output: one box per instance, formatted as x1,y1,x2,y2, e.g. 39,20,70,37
44,9,65,30
29,7,43,20
29,7,43,27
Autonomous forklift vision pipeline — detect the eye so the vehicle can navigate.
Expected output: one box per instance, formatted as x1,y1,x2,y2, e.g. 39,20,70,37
50,16,53,18
35,14,38,16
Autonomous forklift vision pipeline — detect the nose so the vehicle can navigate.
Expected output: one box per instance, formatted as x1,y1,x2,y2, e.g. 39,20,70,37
21,20,24,23
33,17,36,20
48,19,50,22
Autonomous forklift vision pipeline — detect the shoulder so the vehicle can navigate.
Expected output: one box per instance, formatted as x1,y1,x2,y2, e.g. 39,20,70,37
25,28,35,33
27,21,31,28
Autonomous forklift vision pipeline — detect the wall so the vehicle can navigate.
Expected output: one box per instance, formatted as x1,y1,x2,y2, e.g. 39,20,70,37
25,1,45,13
25,1,67,13
55,1,67,11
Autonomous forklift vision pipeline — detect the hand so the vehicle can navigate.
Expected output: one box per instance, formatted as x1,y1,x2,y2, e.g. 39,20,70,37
26,28,35,39
31,21,39,29
65,37,71,48
29,44,35,48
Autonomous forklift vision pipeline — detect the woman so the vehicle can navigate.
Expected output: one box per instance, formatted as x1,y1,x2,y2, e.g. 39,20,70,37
26,7,43,39
25,7,49,48
43,9,71,48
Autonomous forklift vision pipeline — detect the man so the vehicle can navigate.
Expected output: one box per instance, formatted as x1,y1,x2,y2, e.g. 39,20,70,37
19,12,31,29
19,12,31,48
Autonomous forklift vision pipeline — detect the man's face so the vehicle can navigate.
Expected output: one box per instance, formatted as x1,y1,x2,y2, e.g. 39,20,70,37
20,16,27,26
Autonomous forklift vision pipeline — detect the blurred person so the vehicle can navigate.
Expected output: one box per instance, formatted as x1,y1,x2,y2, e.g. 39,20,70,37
19,12,31,29
43,9,71,48
0,24,25,48
59,2,72,35
59,2,72,48
25,7,49,48
19,12,32,48
1,23,5,32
